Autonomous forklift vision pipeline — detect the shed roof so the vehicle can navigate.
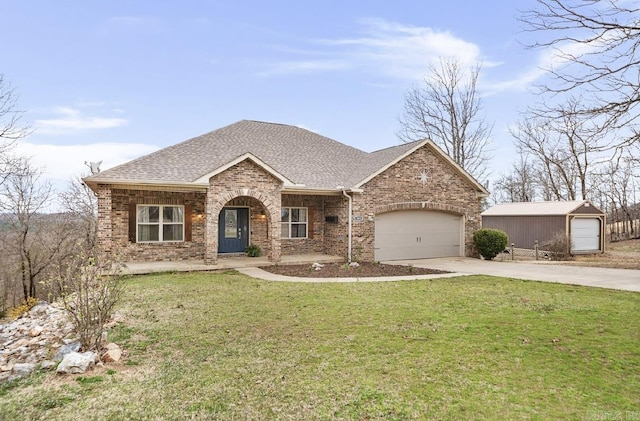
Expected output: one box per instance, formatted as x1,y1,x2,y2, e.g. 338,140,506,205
84,119,488,195
482,200,602,216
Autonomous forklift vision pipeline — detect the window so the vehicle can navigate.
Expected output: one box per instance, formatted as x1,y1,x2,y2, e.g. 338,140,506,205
281,207,307,239
137,205,184,242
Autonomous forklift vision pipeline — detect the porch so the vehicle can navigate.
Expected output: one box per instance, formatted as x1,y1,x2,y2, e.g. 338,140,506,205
122,253,344,275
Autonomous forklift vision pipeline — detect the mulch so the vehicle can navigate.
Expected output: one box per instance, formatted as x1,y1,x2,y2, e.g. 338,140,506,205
259,262,449,278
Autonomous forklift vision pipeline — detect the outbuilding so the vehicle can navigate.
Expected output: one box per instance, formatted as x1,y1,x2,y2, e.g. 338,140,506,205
481,200,605,254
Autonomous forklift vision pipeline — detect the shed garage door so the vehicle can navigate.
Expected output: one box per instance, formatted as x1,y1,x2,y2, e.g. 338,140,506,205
571,217,601,252
375,211,462,261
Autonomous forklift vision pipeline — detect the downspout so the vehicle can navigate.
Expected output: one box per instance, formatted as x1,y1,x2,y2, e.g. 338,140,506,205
340,188,353,263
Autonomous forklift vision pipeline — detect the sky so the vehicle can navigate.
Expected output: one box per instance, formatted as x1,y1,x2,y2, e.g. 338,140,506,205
2,0,556,204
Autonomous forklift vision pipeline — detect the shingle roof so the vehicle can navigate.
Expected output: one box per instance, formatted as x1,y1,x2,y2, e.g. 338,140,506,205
481,200,599,216
84,120,486,193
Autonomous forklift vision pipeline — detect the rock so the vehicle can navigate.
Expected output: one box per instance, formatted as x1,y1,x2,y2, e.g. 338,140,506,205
311,262,324,269
11,362,37,380
0,301,121,384
54,342,81,362
40,360,57,371
56,351,97,374
102,343,122,363
29,303,49,316
349,262,360,267
29,326,44,337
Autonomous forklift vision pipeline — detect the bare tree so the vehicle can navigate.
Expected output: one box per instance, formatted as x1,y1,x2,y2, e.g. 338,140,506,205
520,0,640,145
0,158,77,301
59,175,98,250
511,100,610,201
0,74,30,187
397,57,493,181
493,155,539,203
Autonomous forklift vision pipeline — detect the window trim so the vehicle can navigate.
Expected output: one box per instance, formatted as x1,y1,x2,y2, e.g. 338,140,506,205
136,204,185,243
281,206,308,239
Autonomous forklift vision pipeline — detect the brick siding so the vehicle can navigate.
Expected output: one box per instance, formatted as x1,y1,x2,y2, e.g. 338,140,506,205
96,144,483,263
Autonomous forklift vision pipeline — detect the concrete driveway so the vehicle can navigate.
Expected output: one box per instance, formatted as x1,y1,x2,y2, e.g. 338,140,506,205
388,257,640,293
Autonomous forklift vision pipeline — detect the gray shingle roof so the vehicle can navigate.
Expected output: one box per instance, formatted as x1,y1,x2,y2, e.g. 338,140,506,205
84,120,484,193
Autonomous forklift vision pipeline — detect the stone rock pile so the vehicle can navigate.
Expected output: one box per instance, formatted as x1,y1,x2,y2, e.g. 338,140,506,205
0,302,123,383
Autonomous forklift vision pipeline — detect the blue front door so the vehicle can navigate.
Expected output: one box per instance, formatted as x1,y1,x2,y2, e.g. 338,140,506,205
218,207,249,253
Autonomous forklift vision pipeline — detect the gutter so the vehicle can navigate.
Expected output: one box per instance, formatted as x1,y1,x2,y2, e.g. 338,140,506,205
339,187,353,263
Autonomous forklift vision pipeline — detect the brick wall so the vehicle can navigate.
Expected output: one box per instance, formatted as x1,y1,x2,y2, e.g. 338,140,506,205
98,187,207,262
353,144,483,261
96,145,482,264
206,159,283,263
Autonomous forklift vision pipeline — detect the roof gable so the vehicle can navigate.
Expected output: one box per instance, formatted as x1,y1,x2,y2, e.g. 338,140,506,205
192,153,296,186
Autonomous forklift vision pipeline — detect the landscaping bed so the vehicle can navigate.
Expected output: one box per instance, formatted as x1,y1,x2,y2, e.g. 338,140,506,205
260,262,449,277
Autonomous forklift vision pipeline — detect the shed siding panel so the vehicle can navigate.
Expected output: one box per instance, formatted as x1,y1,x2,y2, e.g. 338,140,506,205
572,203,604,214
483,215,565,249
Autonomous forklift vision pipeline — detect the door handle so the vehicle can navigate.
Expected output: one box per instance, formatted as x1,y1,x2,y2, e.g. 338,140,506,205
238,228,242,240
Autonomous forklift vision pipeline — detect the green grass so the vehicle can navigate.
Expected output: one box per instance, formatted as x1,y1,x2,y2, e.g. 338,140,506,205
1,271,639,420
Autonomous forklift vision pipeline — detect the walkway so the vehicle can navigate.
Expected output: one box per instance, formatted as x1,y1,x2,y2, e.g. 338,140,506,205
124,255,640,293
122,253,343,275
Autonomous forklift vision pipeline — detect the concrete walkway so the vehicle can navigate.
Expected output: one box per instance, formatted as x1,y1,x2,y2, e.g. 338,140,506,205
391,257,640,293
123,254,343,275
124,255,640,293
239,258,640,292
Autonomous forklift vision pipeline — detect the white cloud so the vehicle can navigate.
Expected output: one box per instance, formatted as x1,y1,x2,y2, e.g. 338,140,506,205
16,141,158,186
34,107,127,135
262,18,484,80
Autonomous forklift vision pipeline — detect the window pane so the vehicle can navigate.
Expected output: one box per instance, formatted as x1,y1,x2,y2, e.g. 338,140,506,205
138,224,159,242
163,206,183,223
281,208,289,223
163,224,184,241
224,209,238,238
138,206,159,223
291,209,299,222
281,223,289,238
291,223,307,238
299,208,307,222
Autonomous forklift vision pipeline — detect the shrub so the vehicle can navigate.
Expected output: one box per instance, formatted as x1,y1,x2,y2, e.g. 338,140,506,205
473,228,508,260
542,232,572,261
6,297,39,320
52,249,124,351
245,244,262,257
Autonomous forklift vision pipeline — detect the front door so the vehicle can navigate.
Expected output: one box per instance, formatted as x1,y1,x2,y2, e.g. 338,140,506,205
218,207,249,253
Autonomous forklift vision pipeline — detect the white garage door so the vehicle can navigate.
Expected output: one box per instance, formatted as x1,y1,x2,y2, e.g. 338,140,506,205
375,211,462,261
571,218,601,252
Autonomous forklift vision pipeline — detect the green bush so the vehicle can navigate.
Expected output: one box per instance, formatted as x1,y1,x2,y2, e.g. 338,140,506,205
245,244,262,257
473,229,508,260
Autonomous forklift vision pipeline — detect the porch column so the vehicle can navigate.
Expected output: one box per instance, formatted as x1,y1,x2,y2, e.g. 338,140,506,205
204,187,218,264
269,206,281,263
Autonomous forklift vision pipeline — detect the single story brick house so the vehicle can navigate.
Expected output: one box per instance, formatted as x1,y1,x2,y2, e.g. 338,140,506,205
83,120,488,263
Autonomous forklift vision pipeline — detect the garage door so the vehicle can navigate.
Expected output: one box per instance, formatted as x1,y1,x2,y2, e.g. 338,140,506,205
571,218,601,252
374,210,462,261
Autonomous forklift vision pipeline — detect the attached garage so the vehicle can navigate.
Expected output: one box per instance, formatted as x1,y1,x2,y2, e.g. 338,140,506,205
482,200,605,254
374,210,463,261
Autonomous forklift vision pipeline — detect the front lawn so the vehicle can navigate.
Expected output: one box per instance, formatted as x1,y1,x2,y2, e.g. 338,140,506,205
2,271,639,419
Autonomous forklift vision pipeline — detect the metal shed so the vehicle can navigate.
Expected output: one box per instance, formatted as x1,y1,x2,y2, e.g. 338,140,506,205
481,200,605,254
